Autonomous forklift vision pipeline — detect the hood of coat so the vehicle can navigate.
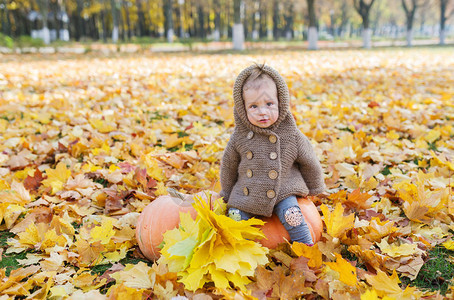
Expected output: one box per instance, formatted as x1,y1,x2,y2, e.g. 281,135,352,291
233,65,290,134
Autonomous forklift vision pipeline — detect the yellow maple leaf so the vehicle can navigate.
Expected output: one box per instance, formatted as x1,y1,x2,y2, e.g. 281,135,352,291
291,242,323,268
48,286,68,298
365,217,397,242
3,204,26,229
89,118,116,133
17,222,41,248
442,240,454,250
91,140,111,155
72,272,98,288
90,218,116,245
102,245,128,264
40,228,67,249
377,240,420,258
143,155,166,181
361,289,395,300
395,179,448,222
364,269,417,299
321,202,354,238
430,150,454,171
110,262,155,289
41,162,71,194
154,281,179,299
106,283,145,300
17,222,66,251
75,238,104,267
424,129,441,143
159,195,268,291
165,133,188,148
325,253,357,286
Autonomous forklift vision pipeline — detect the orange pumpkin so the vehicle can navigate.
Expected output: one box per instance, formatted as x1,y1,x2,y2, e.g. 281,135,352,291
259,197,323,248
136,191,322,260
135,189,218,261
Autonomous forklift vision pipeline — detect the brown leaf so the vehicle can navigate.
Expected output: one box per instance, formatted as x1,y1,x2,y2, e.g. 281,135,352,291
290,256,318,282
344,188,372,210
75,239,104,267
23,169,44,192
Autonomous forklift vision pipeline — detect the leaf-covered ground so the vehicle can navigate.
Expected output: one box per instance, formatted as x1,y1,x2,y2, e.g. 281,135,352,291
0,47,453,299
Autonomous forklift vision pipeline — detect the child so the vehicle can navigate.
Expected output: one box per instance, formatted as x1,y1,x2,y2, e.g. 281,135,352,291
220,64,325,245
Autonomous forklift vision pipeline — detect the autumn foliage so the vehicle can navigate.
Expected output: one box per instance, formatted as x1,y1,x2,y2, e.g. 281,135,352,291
0,49,453,299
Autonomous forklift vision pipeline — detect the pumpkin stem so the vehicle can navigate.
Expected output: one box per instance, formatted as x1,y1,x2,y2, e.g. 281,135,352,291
167,188,187,201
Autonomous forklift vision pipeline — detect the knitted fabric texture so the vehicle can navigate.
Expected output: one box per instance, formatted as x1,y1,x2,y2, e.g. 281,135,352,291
220,64,325,217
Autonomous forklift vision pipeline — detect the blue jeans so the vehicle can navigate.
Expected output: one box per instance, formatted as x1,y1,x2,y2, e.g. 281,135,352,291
228,195,313,245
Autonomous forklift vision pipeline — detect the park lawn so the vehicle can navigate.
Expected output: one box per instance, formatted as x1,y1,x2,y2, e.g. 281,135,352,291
0,47,453,299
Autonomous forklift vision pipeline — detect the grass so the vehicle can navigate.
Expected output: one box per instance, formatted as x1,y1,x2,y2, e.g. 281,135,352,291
1,229,153,279
402,246,454,295
0,231,28,276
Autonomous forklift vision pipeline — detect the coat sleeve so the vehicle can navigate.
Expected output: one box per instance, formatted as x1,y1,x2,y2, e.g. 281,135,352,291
219,134,240,202
295,133,326,195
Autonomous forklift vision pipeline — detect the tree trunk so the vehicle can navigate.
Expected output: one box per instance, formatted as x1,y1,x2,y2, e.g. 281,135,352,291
272,0,279,40
251,0,258,40
53,1,60,40
1,0,11,36
99,0,107,42
75,0,84,40
164,0,174,42
353,0,376,48
243,0,248,39
284,1,294,40
197,3,205,39
439,0,449,45
259,0,267,39
12,8,24,37
136,0,145,37
402,0,417,47
307,0,317,50
111,0,119,42
38,0,51,44
340,0,348,37
126,0,132,39
233,0,244,50
213,0,221,41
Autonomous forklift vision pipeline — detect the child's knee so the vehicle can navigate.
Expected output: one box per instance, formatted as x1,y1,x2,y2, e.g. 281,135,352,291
283,206,304,227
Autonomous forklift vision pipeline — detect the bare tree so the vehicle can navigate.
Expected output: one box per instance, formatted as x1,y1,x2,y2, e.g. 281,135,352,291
402,0,418,46
307,0,317,49
353,0,376,48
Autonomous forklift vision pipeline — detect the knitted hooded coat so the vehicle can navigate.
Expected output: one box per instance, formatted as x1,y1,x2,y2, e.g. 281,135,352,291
219,65,325,217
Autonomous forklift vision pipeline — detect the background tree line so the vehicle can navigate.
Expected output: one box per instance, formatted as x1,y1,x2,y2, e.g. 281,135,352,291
0,0,452,48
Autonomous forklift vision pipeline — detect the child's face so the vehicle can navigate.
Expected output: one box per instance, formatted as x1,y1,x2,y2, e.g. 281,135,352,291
243,81,279,128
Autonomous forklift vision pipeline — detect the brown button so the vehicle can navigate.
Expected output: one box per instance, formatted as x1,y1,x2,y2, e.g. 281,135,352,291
270,152,277,160
246,151,253,159
247,131,254,139
269,135,277,143
268,170,278,179
267,190,276,198
246,169,253,178
243,187,249,196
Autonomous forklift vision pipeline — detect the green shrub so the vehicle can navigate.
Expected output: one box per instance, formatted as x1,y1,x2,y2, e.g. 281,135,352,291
15,35,45,48
0,33,14,48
